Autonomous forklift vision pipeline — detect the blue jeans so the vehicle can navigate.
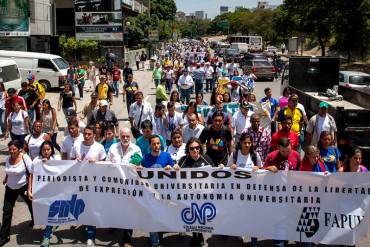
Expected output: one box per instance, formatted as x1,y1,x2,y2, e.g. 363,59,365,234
87,225,96,240
44,225,53,239
195,79,203,94
180,88,191,105
154,79,160,87
165,79,173,92
27,108,35,124
113,81,119,97
272,240,286,247
251,237,258,247
206,78,214,92
149,232,160,245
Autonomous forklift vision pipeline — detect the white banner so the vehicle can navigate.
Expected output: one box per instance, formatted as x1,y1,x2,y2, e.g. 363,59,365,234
33,161,370,245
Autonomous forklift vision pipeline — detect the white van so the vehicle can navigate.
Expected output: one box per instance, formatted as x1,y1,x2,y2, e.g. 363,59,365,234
0,59,22,90
230,43,249,53
0,50,69,91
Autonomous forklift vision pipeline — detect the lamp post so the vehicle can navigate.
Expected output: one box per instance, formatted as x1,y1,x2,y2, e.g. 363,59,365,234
122,21,130,63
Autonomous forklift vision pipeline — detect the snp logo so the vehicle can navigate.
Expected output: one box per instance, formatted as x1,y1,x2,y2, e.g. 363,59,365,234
181,202,216,225
48,194,85,224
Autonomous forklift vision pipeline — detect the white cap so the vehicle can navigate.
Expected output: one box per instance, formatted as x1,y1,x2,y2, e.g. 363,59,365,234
100,100,109,107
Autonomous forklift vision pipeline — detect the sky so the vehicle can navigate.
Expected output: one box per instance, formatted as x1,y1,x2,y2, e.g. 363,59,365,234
175,0,283,19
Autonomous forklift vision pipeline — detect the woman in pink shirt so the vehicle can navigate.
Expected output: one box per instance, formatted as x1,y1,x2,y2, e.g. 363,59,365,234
279,87,291,109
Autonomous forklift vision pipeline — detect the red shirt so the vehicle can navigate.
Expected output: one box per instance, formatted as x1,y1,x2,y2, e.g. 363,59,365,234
271,130,299,151
264,150,301,171
5,96,27,114
299,159,326,172
112,69,121,81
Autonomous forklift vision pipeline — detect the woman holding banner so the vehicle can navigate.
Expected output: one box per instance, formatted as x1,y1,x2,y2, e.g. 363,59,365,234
178,137,214,247
0,140,34,246
28,141,60,247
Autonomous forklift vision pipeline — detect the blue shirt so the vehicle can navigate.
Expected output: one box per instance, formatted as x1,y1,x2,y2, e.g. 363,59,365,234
136,135,167,156
141,152,174,168
103,138,118,154
193,68,205,81
320,147,341,173
261,97,279,119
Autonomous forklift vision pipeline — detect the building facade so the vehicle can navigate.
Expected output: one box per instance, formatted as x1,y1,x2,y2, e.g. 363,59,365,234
195,11,204,20
220,6,228,15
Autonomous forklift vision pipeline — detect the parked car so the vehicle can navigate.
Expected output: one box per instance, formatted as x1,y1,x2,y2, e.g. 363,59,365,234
224,48,242,62
339,71,370,89
0,50,69,91
244,59,275,81
240,53,267,68
0,59,22,90
264,46,278,56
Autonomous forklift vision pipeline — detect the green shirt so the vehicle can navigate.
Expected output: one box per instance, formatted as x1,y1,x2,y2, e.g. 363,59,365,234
78,69,86,82
156,84,168,101
153,67,162,80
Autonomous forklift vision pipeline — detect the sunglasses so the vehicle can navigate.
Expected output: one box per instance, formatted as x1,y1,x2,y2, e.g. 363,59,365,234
189,146,200,151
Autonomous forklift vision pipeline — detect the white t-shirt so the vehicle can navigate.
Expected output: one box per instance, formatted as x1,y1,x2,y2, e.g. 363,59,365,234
5,154,32,190
25,133,48,160
31,154,61,173
166,112,184,135
9,110,28,135
178,75,194,89
164,69,174,80
108,142,142,164
205,66,214,79
61,134,84,160
317,115,330,134
129,101,153,127
71,141,106,161
227,151,262,168
167,143,186,164
232,110,254,135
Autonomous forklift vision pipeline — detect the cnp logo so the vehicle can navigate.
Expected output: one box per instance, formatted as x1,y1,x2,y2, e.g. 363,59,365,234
181,202,216,225
48,194,85,224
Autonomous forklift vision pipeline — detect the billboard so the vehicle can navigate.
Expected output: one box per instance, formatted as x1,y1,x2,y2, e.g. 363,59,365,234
75,0,122,41
0,0,30,37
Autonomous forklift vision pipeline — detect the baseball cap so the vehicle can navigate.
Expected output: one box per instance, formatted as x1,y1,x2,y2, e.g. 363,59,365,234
100,100,109,107
66,109,77,116
240,100,251,109
319,101,328,109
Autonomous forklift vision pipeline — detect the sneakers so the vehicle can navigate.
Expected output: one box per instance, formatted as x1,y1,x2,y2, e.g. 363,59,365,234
40,237,50,247
87,239,95,247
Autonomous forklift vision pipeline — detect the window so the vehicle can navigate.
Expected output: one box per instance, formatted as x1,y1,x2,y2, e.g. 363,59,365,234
53,58,69,70
0,65,20,82
38,59,55,70
349,75,370,85
339,73,344,82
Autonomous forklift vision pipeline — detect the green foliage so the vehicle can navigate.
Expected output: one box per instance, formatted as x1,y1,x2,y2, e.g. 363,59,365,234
59,35,99,61
125,0,177,47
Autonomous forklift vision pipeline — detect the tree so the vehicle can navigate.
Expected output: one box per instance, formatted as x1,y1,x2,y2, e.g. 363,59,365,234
331,0,370,62
79,39,99,60
59,35,79,61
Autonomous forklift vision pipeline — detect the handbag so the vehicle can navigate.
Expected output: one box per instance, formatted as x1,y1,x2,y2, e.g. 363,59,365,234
131,105,144,139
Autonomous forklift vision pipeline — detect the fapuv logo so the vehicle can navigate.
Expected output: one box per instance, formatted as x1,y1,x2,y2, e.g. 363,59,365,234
296,207,320,241
181,202,216,225
48,194,85,224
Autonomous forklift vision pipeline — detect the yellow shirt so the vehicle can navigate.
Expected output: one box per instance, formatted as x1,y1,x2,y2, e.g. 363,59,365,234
97,83,109,100
281,107,303,135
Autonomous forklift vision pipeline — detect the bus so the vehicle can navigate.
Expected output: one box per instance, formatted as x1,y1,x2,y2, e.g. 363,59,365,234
228,35,263,52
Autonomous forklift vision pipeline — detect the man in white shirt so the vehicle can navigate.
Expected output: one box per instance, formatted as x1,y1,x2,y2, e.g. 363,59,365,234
108,127,142,164
205,62,214,93
165,102,184,144
163,66,175,93
182,113,205,144
178,69,194,104
232,101,254,143
129,91,154,135
61,119,84,160
306,101,337,146
70,125,106,247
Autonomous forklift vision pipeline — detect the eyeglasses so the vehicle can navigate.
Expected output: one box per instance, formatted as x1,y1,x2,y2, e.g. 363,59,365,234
189,146,200,151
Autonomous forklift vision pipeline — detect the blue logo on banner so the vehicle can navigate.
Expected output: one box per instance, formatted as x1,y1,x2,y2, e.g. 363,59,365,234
48,194,85,224
181,202,216,225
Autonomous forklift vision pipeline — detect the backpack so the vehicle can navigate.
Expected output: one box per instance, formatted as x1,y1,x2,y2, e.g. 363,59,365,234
232,149,257,166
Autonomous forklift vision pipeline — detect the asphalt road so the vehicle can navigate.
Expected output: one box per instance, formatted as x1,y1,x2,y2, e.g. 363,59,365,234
0,64,368,247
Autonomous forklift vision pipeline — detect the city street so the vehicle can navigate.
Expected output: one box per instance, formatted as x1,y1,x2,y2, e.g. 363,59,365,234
0,66,368,246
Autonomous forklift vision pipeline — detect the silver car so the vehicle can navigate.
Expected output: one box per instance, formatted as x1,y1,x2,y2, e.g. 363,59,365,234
339,71,370,89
